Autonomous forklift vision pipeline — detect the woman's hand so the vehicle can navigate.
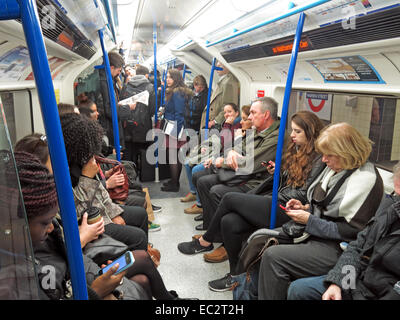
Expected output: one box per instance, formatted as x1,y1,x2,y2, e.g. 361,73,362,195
322,284,342,300
284,209,310,225
261,160,275,175
112,215,126,225
225,115,236,125
106,173,125,189
81,157,99,178
91,262,127,299
79,213,105,248
286,199,309,211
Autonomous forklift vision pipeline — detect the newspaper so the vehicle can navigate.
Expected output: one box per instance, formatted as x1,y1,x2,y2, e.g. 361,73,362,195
163,119,184,139
119,90,149,106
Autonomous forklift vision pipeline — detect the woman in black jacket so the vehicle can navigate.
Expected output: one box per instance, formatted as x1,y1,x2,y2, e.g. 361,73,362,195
185,75,208,132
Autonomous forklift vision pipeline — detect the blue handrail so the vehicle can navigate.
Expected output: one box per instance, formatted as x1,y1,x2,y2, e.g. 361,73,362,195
14,0,88,299
153,25,159,180
153,26,159,123
162,68,167,106
269,12,306,229
204,58,222,140
98,28,121,161
206,0,330,47
101,0,117,44
182,64,191,80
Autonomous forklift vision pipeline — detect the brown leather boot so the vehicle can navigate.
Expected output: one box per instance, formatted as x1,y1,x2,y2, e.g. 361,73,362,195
203,245,228,263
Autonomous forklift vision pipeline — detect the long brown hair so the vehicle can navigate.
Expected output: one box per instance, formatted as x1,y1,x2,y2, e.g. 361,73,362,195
282,110,325,187
165,68,192,101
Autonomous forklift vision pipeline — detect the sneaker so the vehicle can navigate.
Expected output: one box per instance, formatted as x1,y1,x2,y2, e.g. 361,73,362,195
152,204,162,213
208,274,236,292
169,290,199,300
180,193,197,203
184,204,203,214
148,222,161,232
203,245,228,263
194,213,203,221
177,238,214,255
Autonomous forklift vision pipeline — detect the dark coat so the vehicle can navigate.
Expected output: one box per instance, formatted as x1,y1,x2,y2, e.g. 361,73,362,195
119,75,155,143
185,89,208,132
325,194,400,300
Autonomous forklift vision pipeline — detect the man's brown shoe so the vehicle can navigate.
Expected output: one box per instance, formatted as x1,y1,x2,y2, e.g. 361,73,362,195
180,193,197,202
184,204,203,214
203,245,228,263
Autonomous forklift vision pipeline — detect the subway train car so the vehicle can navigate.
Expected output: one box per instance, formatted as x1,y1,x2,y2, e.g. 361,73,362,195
0,0,399,303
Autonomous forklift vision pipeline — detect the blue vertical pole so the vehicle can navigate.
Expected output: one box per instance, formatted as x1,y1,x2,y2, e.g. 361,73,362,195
98,28,121,161
153,24,159,182
270,12,306,229
204,58,222,140
162,68,167,106
16,0,88,299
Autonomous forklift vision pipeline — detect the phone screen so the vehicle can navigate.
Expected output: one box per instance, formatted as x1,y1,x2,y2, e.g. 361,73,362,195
101,252,132,274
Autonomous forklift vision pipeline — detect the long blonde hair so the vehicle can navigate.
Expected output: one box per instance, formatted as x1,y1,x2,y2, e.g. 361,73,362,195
316,122,372,170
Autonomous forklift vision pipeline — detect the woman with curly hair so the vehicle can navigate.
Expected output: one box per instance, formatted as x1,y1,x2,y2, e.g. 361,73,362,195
161,68,192,192
60,113,148,251
4,151,192,300
178,111,326,291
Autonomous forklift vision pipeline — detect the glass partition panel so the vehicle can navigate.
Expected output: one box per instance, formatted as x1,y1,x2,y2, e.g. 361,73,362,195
0,97,39,299
288,90,400,172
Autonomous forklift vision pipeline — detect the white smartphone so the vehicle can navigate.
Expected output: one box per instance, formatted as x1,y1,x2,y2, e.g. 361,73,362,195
99,251,135,275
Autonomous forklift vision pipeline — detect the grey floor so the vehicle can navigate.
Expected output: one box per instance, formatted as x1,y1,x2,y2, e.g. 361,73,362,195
143,173,232,300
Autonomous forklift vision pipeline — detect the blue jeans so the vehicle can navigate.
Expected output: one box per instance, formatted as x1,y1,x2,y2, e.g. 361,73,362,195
184,163,206,206
287,275,327,300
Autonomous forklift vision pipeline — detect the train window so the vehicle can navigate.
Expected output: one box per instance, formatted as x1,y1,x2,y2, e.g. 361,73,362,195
0,90,33,146
0,97,40,299
73,58,103,106
288,90,400,172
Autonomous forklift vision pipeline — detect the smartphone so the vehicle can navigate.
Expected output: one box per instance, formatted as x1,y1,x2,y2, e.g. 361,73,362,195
261,160,273,166
99,251,135,275
279,204,288,211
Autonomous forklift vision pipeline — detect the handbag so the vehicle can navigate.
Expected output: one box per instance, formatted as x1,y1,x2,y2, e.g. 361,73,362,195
217,168,253,187
83,234,129,265
95,155,129,202
232,270,259,300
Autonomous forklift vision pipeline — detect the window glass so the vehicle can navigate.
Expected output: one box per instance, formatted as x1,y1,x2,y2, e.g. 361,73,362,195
288,90,399,171
0,97,39,299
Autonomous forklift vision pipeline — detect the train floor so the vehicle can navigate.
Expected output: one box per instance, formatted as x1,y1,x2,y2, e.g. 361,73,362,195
143,174,232,300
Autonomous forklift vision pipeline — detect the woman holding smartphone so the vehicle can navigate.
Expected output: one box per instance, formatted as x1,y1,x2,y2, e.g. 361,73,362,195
178,111,326,291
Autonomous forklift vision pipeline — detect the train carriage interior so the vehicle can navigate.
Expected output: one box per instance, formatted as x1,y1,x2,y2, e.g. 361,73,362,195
0,0,400,301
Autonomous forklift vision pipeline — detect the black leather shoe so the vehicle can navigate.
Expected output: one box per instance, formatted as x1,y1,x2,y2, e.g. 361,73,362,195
195,223,206,231
162,179,173,186
194,213,203,221
161,183,180,192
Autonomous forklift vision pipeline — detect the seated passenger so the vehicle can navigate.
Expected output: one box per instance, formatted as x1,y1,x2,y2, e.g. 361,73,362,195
12,151,192,300
182,103,242,215
190,97,280,234
177,111,325,289
287,161,400,300
60,113,149,252
257,122,384,300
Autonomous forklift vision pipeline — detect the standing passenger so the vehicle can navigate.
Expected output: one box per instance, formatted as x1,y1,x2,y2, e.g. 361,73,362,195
161,69,192,192
185,75,208,132
200,61,239,129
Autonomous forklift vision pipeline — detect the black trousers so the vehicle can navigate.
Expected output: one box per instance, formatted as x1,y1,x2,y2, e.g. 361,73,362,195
104,205,148,251
202,192,290,274
192,169,250,232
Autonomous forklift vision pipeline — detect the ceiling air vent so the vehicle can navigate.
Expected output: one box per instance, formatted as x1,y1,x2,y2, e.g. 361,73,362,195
17,0,96,60
221,6,400,63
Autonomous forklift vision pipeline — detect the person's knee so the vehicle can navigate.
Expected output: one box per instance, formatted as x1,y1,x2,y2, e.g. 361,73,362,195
287,279,305,300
